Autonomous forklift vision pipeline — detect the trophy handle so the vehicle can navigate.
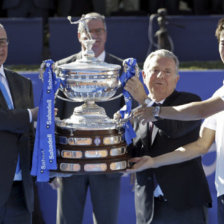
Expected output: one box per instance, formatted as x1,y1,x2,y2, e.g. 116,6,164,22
102,93,123,102
55,89,123,103
55,89,75,103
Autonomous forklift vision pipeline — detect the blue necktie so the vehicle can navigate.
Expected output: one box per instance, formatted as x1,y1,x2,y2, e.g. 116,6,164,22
0,74,13,109
0,74,20,174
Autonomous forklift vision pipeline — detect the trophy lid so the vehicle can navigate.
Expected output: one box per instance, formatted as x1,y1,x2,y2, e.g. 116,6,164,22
58,59,121,72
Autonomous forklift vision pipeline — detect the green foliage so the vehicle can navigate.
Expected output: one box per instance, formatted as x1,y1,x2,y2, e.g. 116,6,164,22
5,64,40,72
180,61,224,70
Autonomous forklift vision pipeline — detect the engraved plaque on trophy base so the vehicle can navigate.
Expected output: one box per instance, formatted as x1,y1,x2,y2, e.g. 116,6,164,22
55,127,129,174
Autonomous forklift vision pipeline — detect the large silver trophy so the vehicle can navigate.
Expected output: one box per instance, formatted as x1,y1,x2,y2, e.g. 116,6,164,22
54,16,128,174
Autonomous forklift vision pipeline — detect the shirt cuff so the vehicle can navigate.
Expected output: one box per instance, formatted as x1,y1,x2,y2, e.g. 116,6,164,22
219,95,224,101
27,109,32,123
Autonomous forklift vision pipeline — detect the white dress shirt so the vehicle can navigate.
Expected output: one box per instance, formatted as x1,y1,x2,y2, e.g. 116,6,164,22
96,51,106,62
201,83,224,197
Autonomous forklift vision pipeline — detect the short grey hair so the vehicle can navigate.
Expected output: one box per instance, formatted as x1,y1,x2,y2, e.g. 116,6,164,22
78,12,107,34
0,24,5,29
143,49,179,74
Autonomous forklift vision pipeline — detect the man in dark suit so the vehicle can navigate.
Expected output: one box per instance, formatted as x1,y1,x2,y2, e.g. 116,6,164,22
125,49,212,224
53,12,124,224
0,24,38,223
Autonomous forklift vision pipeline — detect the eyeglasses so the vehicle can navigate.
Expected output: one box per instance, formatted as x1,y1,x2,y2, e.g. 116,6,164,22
89,28,105,36
0,39,9,47
149,68,173,76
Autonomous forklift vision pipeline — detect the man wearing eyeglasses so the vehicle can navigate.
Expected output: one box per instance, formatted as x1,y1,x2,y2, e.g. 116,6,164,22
0,24,38,223
53,12,124,224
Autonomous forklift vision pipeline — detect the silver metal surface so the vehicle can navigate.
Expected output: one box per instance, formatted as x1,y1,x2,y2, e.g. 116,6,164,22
53,18,123,131
58,135,123,146
85,150,108,158
103,136,122,145
84,163,107,172
110,161,127,170
58,136,92,145
61,150,82,159
110,147,126,156
60,163,81,172
57,60,121,103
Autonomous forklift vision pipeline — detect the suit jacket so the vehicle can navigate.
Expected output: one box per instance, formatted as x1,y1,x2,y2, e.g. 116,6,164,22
55,52,124,119
131,90,212,209
0,68,34,213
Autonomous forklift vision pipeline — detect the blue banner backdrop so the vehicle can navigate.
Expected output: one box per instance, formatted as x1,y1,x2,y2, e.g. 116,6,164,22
21,70,223,224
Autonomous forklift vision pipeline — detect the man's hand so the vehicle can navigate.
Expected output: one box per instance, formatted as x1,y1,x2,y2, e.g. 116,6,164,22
126,156,155,173
132,106,156,124
113,110,121,121
124,76,148,105
55,108,58,117
30,107,39,121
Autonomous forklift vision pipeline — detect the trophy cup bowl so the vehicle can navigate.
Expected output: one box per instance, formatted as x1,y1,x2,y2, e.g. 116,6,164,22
58,59,121,102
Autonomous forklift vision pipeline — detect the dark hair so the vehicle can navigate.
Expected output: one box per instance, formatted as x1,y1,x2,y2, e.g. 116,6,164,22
215,18,224,42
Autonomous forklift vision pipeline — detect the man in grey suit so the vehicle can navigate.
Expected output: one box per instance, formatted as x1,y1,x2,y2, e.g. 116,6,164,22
0,24,38,223
53,12,124,224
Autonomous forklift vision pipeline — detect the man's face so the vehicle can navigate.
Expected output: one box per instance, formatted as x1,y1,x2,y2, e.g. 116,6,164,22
143,56,179,101
78,19,107,57
0,27,8,66
219,30,224,63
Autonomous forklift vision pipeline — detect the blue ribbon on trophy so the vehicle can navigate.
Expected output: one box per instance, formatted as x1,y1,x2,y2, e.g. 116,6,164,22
31,59,61,182
119,58,149,145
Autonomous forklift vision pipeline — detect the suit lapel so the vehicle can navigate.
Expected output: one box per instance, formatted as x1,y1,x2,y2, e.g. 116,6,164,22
135,121,150,149
162,90,178,106
150,91,178,145
151,123,158,145
105,53,111,62
0,90,8,108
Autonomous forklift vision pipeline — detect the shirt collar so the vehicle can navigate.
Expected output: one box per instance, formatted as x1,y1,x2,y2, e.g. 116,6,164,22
97,51,106,62
148,94,165,105
0,65,5,77
156,99,165,105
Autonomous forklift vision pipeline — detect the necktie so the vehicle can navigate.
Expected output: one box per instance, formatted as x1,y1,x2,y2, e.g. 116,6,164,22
0,74,20,174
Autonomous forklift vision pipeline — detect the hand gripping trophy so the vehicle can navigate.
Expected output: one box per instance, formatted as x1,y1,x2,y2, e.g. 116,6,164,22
31,16,144,181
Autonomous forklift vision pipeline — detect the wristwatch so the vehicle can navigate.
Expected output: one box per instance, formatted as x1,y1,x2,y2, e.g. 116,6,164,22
152,105,161,120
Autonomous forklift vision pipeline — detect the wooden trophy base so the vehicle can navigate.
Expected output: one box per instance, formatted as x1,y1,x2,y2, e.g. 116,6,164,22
55,127,129,174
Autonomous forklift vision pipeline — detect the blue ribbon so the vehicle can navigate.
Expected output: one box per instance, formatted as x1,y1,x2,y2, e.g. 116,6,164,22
31,60,61,182
119,58,149,145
